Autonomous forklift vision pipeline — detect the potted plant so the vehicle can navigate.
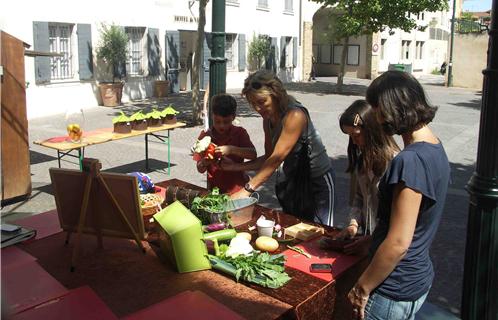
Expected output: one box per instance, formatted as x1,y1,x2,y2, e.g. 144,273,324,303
112,111,132,134
161,105,179,124
146,108,163,127
130,111,148,131
96,24,128,107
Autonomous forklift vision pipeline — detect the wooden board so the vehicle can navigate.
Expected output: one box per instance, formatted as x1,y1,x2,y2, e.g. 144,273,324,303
1,31,31,202
49,168,145,240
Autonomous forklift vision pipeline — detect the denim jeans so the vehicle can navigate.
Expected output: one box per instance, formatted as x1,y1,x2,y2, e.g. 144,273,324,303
364,289,430,320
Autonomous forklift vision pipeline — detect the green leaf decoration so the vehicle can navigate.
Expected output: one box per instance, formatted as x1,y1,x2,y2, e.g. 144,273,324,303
112,111,130,124
161,105,179,116
130,111,147,121
146,108,162,119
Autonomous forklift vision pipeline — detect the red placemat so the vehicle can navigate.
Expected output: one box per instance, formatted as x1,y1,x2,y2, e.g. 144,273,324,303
13,210,62,240
1,261,68,314
122,290,245,320
11,286,118,320
1,246,37,270
283,237,362,282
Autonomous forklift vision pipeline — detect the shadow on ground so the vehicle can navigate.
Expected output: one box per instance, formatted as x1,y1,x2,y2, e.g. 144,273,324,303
448,93,482,110
30,150,58,165
285,81,368,96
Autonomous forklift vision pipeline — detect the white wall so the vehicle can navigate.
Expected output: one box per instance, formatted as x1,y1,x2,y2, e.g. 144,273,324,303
377,7,451,74
2,0,302,119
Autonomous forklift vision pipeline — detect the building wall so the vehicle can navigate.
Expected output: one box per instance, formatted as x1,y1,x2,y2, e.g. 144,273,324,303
451,33,487,89
312,9,370,79
310,4,451,79
1,0,303,119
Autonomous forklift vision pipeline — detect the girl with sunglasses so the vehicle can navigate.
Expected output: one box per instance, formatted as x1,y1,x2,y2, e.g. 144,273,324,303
334,100,399,255
221,69,335,226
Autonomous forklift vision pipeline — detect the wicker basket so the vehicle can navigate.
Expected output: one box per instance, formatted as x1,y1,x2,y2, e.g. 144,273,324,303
140,193,164,231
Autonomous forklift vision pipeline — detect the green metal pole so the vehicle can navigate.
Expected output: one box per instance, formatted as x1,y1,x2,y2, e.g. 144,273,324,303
208,0,227,127
447,0,457,87
461,0,498,319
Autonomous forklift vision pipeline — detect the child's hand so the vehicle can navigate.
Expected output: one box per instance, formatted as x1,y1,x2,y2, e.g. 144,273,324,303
215,145,232,156
197,158,215,172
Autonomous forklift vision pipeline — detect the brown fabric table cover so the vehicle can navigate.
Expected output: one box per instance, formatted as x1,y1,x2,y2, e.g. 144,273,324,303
17,178,367,319
155,179,369,319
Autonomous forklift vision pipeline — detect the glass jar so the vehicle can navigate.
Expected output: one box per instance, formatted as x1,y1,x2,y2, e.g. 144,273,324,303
65,107,85,143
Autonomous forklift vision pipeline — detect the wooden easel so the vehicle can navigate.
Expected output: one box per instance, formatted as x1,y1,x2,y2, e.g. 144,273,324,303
68,158,145,271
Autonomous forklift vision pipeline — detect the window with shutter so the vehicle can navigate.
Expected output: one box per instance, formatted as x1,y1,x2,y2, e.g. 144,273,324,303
48,23,75,80
126,27,146,76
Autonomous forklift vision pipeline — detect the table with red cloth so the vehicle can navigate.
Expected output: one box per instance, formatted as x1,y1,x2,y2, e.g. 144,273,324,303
2,178,368,320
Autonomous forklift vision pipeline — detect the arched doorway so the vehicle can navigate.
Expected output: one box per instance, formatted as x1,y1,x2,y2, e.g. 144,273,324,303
307,7,373,79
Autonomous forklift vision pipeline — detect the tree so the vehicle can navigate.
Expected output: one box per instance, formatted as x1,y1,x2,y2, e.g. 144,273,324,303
192,0,208,125
96,24,128,83
311,0,448,92
247,34,271,71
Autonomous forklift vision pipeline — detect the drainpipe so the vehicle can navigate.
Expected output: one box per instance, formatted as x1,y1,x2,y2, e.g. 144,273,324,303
209,0,226,127
461,0,498,318
447,0,457,86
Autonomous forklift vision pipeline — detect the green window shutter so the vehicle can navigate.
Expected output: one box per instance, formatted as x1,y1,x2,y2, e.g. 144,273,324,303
165,30,180,93
147,28,160,76
238,34,246,72
77,24,94,80
293,37,298,67
280,37,286,68
33,21,50,84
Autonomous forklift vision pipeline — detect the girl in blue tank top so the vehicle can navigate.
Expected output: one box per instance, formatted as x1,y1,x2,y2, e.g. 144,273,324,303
348,71,450,320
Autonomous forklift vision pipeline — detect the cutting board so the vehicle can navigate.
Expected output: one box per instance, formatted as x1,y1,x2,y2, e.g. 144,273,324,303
284,222,324,241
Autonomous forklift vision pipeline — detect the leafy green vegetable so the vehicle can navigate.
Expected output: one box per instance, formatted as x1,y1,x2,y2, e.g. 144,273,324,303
190,188,232,225
112,111,130,124
161,105,179,116
130,111,147,121
146,108,162,119
208,251,291,289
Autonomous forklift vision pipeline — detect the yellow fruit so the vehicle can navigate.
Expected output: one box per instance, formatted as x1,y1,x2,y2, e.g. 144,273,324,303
255,236,279,252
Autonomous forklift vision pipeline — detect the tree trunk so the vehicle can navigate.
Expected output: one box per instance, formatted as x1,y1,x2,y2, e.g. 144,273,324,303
192,0,208,125
337,36,349,93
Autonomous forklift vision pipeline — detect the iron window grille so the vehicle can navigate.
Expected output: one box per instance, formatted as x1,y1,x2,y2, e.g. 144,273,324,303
126,27,145,76
49,23,74,80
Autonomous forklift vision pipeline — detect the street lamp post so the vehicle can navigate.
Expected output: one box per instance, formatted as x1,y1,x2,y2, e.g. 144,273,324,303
208,0,227,127
461,0,498,319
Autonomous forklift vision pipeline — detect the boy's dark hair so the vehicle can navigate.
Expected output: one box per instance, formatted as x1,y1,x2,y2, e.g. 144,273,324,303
211,94,237,117
366,71,437,135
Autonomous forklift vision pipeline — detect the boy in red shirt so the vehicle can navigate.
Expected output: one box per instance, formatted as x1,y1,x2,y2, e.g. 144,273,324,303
194,94,256,194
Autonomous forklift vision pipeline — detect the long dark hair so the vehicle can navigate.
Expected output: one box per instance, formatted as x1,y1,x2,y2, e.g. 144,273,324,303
366,71,437,135
340,100,399,177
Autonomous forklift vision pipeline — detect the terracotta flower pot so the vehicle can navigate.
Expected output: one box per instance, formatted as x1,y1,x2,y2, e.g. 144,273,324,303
99,83,124,107
147,118,163,127
132,119,148,131
113,121,132,134
154,80,170,98
162,115,177,125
